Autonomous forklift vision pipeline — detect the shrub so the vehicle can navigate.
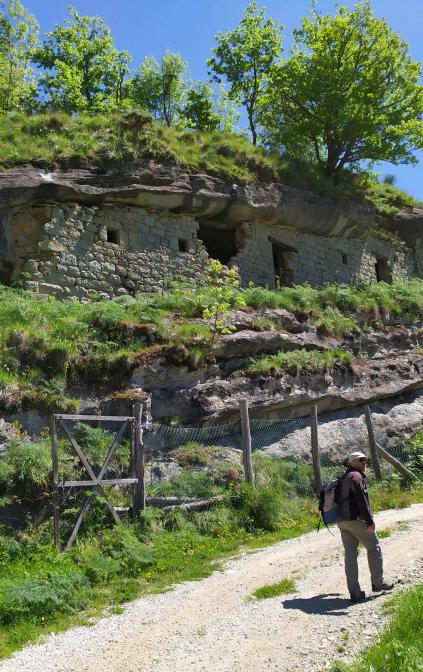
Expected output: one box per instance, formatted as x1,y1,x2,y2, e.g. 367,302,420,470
231,484,284,531
100,526,155,575
169,441,212,468
0,571,89,625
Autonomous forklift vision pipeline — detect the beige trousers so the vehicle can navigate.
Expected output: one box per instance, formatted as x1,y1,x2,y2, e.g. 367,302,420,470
337,519,384,597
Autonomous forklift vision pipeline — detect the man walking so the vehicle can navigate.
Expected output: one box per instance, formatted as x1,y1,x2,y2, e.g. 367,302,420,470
337,451,394,602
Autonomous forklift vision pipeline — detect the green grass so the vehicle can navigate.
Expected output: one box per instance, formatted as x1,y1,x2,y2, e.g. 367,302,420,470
0,443,422,659
332,585,423,672
377,527,394,538
0,277,422,412
0,111,420,213
246,348,352,376
252,578,296,600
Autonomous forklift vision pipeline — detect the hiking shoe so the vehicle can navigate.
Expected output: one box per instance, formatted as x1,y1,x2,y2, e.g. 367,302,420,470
350,591,366,603
372,580,394,592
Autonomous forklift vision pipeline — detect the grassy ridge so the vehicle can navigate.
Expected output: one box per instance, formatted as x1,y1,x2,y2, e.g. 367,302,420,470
0,279,422,413
0,112,420,214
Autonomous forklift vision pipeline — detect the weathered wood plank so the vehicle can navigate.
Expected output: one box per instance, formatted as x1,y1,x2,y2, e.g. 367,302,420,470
376,442,418,481
310,404,322,494
54,414,134,422
239,399,255,486
363,405,382,480
97,421,129,481
59,478,138,488
51,416,60,550
133,404,146,515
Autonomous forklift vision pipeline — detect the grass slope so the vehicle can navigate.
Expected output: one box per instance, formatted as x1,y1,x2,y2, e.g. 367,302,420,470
0,111,420,214
0,279,422,413
332,585,423,672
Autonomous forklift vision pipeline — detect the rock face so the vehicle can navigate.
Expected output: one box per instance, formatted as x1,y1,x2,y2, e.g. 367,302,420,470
0,163,420,297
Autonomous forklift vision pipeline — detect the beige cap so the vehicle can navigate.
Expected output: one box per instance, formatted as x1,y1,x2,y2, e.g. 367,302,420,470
348,451,367,462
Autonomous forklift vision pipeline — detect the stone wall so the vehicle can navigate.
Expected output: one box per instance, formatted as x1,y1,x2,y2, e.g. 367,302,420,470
231,221,416,287
2,201,419,298
10,203,208,299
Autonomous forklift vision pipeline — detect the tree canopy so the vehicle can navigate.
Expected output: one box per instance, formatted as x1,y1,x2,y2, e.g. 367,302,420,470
33,6,131,113
262,0,423,177
129,51,188,126
207,2,283,145
0,0,38,114
0,0,422,183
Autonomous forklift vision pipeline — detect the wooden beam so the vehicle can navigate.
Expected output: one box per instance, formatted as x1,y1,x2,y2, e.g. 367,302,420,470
310,404,322,494
239,399,255,486
133,403,146,515
97,421,129,481
59,420,97,482
161,495,225,513
376,442,418,481
64,495,94,552
51,416,60,550
59,478,138,488
54,414,134,422
363,405,382,480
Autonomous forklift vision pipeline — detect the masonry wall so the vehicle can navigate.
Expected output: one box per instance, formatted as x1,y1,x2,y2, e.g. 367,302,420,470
3,202,419,299
10,204,207,299
232,221,416,287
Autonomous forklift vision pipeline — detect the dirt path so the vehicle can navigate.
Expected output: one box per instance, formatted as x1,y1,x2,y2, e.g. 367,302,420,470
2,503,423,672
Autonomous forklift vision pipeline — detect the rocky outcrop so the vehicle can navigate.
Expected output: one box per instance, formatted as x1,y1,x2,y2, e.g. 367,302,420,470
0,162,386,237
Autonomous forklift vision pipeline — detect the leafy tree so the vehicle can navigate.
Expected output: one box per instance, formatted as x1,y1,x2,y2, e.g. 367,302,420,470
33,6,131,113
130,50,188,126
0,0,38,114
263,1,423,179
207,2,283,145
181,83,221,132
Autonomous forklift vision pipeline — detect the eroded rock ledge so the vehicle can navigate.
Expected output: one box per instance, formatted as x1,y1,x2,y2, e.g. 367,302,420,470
1,161,418,237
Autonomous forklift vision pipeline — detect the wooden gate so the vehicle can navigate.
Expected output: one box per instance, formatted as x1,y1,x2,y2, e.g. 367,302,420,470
51,404,145,551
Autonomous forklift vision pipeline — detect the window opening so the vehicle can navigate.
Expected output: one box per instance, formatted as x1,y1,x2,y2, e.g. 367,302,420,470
270,238,295,287
341,253,349,265
197,223,237,264
178,239,188,252
375,257,392,283
106,228,120,245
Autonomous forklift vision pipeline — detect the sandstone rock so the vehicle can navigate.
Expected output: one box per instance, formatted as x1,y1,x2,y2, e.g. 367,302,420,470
211,330,335,359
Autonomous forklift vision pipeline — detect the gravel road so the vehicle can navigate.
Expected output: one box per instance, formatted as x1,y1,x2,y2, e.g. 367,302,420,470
2,503,423,672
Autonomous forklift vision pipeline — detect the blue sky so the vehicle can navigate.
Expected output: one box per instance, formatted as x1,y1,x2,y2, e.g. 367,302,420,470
24,0,423,201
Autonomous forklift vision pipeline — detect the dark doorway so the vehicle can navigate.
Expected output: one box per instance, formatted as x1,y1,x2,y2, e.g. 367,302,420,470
0,256,14,285
198,223,237,264
271,240,295,287
375,258,392,283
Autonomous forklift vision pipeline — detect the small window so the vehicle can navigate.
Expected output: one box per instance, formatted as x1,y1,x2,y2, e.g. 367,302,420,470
341,253,349,265
178,238,188,252
107,228,120,245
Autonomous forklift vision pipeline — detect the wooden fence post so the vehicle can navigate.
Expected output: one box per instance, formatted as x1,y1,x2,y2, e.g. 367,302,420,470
239,399,255,487
133,403,146,515
310,404,322,494
363,405,382,480
376,442,418,481
51,416,60,550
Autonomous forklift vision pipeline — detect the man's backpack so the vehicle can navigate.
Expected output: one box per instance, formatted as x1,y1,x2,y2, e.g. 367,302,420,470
318,475,347,529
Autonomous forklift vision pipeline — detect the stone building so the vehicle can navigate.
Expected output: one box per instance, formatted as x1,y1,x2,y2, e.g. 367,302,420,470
0,165,421,299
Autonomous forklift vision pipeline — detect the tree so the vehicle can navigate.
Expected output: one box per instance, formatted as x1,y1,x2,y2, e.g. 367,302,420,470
263,1,423,179
207,2,283,145
0,0,38,114
34,6,131,113
181,83,221,132
130,51,187,126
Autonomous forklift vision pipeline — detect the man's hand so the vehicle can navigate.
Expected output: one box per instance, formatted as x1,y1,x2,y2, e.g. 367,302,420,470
367,523,375,533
